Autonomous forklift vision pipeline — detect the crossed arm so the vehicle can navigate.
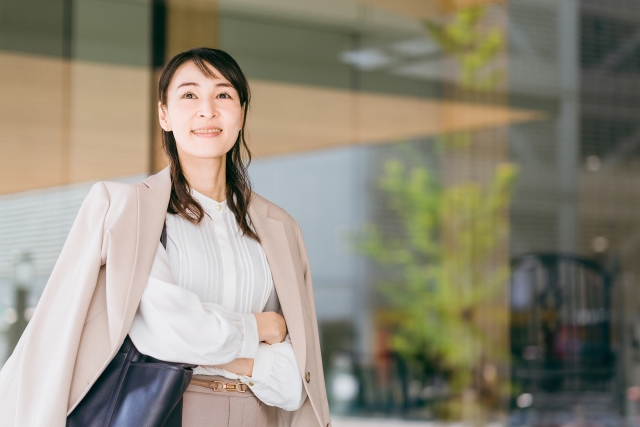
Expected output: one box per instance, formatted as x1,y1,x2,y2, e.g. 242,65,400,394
128,241,305,410
214,311,287,376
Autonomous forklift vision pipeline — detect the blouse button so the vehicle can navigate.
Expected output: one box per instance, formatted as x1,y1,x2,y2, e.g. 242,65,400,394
305,372,311,383
249,382,254,386
215,205,222,211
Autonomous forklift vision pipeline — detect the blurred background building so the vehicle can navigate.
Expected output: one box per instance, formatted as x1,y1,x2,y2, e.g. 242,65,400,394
1,0,640,425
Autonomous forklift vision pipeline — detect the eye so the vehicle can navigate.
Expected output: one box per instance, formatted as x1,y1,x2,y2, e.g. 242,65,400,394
217,92,232,99
182,91,197,99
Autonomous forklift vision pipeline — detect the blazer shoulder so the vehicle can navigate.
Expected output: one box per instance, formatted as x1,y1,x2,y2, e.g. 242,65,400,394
100,179,139,194
98,180,140,204
251,192,298,226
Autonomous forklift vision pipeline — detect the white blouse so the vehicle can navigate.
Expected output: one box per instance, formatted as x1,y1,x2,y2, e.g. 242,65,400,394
128,189,306,411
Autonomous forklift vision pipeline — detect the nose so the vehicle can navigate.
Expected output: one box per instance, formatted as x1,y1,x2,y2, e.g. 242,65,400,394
197,98,218,119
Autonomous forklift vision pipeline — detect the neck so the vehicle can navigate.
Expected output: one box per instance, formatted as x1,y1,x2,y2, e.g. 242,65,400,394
179,153,227,202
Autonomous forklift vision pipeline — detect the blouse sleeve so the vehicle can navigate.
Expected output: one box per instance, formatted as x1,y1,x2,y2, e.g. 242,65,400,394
243,335,307,411
128,242,259,365
196,335,307,411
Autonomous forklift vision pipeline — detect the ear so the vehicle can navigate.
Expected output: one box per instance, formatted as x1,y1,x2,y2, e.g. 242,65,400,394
158,101,171,131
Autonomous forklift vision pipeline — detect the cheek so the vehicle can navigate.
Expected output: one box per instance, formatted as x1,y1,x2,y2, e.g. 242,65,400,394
167,106,191,132
227,106,244,129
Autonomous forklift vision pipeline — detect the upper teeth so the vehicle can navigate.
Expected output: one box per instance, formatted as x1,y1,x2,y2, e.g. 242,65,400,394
193,129,222,134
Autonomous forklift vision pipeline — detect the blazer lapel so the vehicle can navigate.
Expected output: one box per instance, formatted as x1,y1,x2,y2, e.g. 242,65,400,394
250,200,307,374
116,166,172,342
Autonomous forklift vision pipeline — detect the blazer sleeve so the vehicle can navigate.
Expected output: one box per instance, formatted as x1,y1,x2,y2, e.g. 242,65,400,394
0,182,111,427
294,221,331,423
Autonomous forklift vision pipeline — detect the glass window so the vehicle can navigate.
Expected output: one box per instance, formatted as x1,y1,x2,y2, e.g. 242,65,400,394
2,0,640,424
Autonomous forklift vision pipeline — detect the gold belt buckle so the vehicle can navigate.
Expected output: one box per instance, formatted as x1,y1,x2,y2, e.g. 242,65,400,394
223,382,248,393
192,379,248,393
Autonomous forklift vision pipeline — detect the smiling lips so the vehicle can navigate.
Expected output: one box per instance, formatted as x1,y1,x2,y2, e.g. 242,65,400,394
192,128,222,134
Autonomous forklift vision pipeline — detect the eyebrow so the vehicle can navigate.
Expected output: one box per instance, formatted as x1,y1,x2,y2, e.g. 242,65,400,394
175,81,234,91
176,82,198,90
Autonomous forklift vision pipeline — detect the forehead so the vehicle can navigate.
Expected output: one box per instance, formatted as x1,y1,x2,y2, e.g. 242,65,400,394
170,60,232,88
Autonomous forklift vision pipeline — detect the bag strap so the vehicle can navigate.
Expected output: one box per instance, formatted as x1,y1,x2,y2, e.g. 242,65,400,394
161,222,167,250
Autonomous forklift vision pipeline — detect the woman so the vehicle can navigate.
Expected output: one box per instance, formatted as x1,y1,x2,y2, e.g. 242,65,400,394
0,48,330,427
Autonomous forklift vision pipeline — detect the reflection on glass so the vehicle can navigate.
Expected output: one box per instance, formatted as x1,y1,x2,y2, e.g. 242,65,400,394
2,0,640,425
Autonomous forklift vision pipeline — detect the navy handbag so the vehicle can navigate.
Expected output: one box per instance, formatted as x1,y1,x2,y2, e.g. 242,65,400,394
67,223,195,427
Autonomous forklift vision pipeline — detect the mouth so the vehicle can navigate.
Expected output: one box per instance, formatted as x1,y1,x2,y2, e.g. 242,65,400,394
192,128,222,135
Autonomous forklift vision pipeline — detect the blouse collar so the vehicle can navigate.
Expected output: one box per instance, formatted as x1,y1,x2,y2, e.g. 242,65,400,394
190,188,227,214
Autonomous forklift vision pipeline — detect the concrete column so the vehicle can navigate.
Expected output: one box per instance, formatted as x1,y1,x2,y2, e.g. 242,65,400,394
557,0,581,254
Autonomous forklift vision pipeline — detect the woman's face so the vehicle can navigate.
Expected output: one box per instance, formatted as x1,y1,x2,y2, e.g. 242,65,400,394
159,61,243,161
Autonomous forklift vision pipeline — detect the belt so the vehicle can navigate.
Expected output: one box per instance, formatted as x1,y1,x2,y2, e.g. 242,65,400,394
190,378,249,393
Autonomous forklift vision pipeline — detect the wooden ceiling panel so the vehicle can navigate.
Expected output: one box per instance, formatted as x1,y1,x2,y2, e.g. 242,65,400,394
0,54,541,194
244,79,543,158
0,52,151,195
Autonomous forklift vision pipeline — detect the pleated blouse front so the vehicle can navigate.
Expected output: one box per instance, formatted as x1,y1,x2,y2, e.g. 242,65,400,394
128,189,305,411
164,190,274,314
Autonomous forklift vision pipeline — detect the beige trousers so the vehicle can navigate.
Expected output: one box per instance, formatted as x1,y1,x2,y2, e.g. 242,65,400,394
182,375,278,427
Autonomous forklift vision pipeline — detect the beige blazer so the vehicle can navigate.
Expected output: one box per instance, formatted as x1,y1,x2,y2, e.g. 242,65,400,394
0,166,330,427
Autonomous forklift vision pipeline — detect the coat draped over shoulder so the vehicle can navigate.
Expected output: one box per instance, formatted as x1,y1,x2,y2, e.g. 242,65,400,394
0,167,330,427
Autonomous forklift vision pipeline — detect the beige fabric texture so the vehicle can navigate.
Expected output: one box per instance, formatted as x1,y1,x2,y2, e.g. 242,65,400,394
183,375,274,427
0,166,330,427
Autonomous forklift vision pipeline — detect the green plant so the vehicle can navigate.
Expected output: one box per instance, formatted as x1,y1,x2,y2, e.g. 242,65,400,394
425,5,505,91
355,160,516,389
351,3,513,422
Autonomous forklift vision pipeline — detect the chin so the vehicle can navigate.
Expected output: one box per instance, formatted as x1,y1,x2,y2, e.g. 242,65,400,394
178,142,235,160
191,149,231,159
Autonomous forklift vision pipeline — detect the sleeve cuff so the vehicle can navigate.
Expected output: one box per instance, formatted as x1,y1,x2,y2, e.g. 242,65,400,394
247,343,275,387
238,313,259,358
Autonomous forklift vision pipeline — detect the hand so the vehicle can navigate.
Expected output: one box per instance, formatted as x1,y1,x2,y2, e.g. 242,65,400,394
215,358,254,377
254,312,287,344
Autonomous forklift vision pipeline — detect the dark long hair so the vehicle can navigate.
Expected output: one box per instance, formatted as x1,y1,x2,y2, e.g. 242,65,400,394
158,47,259,242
